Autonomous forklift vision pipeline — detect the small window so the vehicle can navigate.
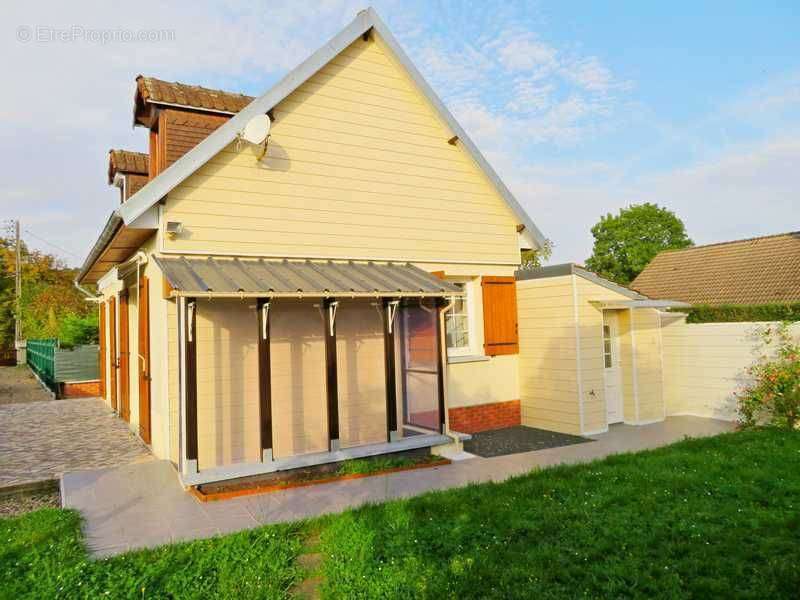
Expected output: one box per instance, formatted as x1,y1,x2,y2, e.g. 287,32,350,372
445,282,471,356
602,324,613,368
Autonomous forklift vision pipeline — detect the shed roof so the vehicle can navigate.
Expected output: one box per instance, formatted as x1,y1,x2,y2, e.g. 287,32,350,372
153,255,463,298
516,263,647,300
631,232,800,305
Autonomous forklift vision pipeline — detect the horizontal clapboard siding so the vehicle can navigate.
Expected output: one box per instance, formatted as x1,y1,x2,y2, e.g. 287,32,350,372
163,34,521,264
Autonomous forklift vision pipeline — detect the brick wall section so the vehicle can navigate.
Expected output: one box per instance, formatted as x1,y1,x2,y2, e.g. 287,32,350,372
448,400,521,433
62,380,101,399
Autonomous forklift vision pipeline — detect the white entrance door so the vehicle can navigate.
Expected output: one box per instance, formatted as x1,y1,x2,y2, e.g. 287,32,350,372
603,312,623,424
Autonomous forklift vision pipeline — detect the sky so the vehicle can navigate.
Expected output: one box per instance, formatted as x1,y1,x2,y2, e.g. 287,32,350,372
2,1,799,267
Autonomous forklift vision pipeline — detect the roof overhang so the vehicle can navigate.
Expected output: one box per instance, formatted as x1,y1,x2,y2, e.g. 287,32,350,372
154,255,465,299
116,7,546,250
589,299,691,310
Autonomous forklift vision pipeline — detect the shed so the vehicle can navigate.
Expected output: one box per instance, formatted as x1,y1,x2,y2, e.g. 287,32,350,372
516,264,688,435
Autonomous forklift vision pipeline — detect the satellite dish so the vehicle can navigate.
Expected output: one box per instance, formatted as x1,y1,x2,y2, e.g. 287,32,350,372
241,114,271,145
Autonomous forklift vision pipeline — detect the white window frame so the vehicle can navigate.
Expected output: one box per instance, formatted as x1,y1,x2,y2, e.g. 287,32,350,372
444,279,476,358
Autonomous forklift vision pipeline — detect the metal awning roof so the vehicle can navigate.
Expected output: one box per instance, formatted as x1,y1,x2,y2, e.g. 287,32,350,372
590,299,691,309
153,255,464,298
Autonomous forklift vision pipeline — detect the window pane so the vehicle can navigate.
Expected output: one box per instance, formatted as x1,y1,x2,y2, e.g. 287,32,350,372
604,353,612,368
446,314,469,349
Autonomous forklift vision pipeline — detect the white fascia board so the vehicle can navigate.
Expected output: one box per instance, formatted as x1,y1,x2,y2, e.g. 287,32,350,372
128,205,158,229
116,8,546,250
590,299,691,309
367,9,547,250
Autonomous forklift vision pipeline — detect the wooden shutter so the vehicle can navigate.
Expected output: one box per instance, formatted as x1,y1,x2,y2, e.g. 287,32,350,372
108,296,117,411
481,276,519,356
98,302,106,399
138,276,152,444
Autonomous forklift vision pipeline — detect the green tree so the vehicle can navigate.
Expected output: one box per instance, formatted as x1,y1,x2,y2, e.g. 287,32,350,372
585,203,692,285
0,235,95,348
520,238,554,270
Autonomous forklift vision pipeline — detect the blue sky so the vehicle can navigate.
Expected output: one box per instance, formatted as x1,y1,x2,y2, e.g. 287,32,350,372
3,1,799,266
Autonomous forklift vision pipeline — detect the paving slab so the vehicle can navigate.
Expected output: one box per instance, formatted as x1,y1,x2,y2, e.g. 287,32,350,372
62,416,735,557
0,397,152,488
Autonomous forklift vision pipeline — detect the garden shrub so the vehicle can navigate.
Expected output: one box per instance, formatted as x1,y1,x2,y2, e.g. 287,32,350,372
737,322,800,429
685,302,800,323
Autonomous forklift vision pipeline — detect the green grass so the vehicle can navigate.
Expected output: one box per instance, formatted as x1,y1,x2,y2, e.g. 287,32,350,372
336,453,443,476
2,429,799,598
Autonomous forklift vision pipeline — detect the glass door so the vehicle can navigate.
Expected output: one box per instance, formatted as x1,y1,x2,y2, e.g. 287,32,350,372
398,301,441,433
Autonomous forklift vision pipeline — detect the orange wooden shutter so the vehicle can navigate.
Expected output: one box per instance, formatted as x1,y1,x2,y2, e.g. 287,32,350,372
138,276,151,444
481,276,519,356
98,301,106,398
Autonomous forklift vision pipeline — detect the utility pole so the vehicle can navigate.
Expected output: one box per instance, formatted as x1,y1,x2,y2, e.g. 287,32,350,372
14,220,24,364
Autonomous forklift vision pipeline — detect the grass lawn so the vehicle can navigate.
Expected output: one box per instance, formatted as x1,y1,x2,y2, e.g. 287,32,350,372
2,428,799,598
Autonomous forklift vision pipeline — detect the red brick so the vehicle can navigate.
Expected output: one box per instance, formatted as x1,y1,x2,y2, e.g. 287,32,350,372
62,380,101,399
448,400,520,433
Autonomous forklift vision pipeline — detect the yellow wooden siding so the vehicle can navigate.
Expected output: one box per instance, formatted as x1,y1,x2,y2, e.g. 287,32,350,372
270,300,329,458
194,299,260,470
662,319,800,420
572,277,631,433
163,35,521,264
631,309,664,422
336,300,387,448
617,310,636,421
517,276,580,434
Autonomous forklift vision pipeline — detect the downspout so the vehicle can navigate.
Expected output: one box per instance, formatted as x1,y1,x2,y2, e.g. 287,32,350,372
74,280,101,302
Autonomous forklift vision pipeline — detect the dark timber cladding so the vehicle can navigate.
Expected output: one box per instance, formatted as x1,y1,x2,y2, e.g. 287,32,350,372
257,299,273,456
324,299,340,448
185,298,198,462
383,299,398,439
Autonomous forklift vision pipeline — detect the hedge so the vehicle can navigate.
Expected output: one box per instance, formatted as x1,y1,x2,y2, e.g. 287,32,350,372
681,302,800,324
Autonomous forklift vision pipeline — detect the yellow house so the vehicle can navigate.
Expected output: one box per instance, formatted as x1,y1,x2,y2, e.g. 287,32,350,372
76,8,546,485
516,264,688,435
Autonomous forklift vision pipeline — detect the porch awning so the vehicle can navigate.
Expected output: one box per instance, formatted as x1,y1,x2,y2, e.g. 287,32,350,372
152,255,464,298
590,299,690,309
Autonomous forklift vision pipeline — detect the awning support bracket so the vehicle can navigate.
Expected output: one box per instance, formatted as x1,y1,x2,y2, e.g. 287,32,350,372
386,300,399,334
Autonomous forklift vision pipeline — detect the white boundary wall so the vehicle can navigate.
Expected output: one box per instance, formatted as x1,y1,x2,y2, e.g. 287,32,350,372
661,316,800,421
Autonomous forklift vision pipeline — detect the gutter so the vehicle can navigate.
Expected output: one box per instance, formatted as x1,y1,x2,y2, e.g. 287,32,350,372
74,212,123,285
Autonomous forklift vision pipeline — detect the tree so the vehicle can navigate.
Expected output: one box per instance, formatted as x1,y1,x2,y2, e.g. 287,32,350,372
520,238,554,270
585,203,692,285
0,235,95,348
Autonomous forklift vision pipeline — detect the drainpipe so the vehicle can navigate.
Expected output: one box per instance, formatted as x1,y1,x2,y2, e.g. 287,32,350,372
74,280,101,302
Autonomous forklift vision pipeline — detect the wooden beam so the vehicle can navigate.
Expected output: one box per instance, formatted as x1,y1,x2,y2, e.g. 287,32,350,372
383,299,398,441
185,298,198,462
323,299,340,449
257,299,273,460
436,299,447,433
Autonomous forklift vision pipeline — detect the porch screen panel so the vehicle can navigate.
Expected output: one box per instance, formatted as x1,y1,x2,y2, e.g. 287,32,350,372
195,299,260,470
336,300,387,448
399,303,440,431
270,300,328,458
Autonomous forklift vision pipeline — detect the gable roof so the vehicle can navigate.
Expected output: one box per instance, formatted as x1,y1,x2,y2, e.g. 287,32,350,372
78,7,545,283
134,75,254,121
631,231,800,305
108,149,148,184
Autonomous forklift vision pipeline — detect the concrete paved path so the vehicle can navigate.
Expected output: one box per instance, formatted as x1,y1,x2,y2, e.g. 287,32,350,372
0,397,152,488
62,416,735,557
0,365,52,405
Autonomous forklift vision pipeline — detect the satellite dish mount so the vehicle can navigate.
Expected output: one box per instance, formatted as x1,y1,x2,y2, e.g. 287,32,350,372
239,114,271,161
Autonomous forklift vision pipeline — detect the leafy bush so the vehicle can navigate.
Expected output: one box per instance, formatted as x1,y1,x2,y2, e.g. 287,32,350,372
57,312,99,348
685,302,800,323
737,322,800,429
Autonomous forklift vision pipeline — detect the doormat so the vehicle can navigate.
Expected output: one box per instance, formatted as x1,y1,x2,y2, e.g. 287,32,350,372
190,454,450,502
464,426,591,458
